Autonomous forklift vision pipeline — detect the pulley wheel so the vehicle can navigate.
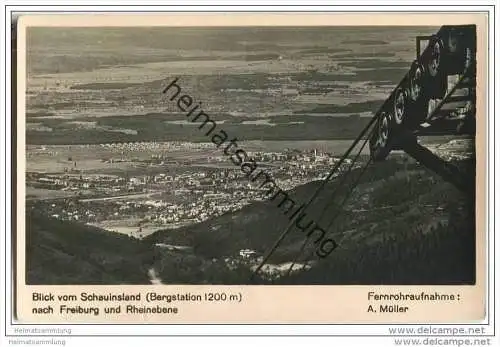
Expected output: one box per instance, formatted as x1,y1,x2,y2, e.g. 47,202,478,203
409,60,424,102
464,47,473,74
393,88,406,125
369,112,392,162
427,36,443,78
447,29,459,54
377,112,390,148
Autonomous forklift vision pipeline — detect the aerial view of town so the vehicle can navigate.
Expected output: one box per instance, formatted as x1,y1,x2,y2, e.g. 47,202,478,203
23,26,475,285
27,142,354,237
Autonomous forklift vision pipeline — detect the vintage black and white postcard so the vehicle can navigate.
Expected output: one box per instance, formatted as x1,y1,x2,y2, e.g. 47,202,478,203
13,12,488,324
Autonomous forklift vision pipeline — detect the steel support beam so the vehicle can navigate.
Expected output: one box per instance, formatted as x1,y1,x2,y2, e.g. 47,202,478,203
399,132,474,195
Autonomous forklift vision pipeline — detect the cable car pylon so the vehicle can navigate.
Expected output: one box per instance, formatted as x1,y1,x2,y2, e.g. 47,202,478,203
369,24,476,194
251,25,476,279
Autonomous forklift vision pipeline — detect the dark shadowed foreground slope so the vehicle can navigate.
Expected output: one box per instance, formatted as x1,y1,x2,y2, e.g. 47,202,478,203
280,203,475,285
25,157,475,285
25,211,156,284
146,157,476,285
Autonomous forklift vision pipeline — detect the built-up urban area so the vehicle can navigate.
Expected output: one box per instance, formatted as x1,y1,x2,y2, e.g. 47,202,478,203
27,142,356,238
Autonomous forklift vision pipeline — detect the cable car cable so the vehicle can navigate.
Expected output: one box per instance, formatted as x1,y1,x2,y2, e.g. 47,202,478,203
286,154,374,276
250,113,381,280
284,128,375,275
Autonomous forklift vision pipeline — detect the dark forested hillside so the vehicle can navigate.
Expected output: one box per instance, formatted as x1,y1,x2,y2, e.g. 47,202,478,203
25,211,156,284
146,157,476,285
25,157,476,285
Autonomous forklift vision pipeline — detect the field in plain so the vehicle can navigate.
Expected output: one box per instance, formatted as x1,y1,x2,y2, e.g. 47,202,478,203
25,27,440,144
